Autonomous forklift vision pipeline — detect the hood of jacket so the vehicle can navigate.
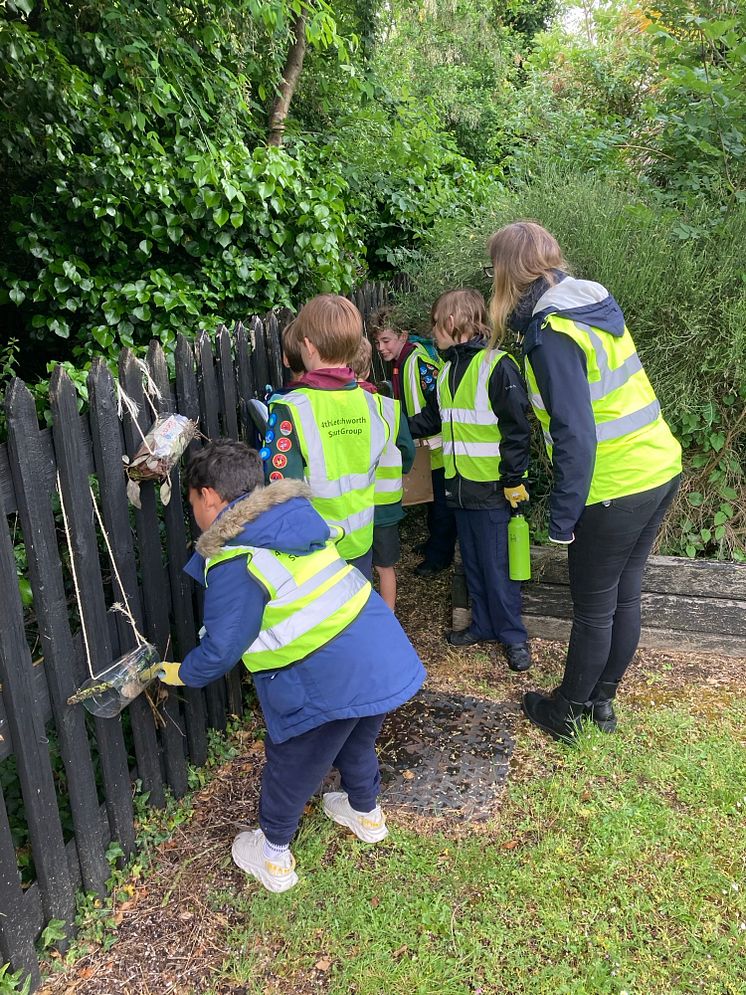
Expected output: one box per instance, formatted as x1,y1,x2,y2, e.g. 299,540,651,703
441,335,489,364
531,276,626,339
194,479,331,563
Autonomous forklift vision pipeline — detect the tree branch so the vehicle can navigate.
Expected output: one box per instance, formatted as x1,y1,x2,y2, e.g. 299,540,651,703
267,8,308,147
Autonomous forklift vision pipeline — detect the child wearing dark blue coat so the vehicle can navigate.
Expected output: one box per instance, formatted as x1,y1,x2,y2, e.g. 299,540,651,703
155,440,425,892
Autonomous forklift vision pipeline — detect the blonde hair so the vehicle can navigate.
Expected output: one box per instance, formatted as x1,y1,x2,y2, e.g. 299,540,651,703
487,221,570,345
281,319,305,377
431,288,491,343
349,335,373,380
294,294,363,365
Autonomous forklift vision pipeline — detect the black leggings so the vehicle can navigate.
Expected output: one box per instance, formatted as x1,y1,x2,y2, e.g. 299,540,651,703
559,475,680,701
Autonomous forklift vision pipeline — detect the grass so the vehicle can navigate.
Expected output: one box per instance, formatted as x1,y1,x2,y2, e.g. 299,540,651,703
206,698,746,995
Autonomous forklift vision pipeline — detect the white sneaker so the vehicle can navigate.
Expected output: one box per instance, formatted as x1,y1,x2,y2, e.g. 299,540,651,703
231,829,298,893
322,792,389,843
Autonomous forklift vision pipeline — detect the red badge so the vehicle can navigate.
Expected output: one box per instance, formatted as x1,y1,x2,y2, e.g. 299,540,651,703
269,471,284,481
272,453,288,469
280,420,293,436
276,436,292,453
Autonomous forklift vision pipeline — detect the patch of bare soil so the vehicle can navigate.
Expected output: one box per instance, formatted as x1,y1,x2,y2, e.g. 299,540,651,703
38,509,745,994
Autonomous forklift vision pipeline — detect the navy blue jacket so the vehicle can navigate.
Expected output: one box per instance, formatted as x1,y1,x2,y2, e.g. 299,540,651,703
511,274,626,541
180,479,425,743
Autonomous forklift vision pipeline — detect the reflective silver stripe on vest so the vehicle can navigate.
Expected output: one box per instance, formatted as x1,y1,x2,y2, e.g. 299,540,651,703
375,478,401,493
376,397,400,469
207,545,294,592
406,350,424,415
543,429,553,447
248,548,346,604
440,406,497,426
247,568,370,654
529,390,546,412
575,323,644,401
442,440,501,458
595,399,661,442
329,505,375,537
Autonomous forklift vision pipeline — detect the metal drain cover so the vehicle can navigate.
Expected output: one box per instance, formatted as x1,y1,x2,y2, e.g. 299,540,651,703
376,690,517,820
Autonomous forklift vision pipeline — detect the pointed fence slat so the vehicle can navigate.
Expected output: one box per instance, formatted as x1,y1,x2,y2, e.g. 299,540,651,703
198,332,221,440
174,335,227,731
235,322,258,445
87,360,165,807
264,312,284,389
216,325,240,440
119,350,188,799
146,342,209,765
0,787,40,988
249,316,270,398
0,420,75,938
49,367,136,853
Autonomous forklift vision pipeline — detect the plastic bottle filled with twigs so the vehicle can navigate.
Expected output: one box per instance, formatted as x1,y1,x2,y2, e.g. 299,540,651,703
67,642,160,717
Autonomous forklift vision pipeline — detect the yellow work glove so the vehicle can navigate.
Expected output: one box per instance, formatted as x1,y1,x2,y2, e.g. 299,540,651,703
503,484,529,508
155,661,185,686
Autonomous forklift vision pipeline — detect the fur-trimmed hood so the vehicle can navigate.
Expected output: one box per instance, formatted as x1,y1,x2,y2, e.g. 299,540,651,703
190,480,330,576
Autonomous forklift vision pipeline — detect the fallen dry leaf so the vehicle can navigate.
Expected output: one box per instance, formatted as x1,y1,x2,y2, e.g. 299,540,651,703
314,957,332,972
370,896,380,908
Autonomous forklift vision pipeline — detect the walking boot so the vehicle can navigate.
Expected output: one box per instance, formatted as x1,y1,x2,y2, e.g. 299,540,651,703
521,689,587,743
504,642,532,673
585,680,620,733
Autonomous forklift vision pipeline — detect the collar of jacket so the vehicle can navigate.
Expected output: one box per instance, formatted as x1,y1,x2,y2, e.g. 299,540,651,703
294,367,356,390
442,336,488,363
196,479,312,560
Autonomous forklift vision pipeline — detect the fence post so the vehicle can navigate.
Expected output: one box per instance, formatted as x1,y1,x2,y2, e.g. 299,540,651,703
263,312,284,389
5,378,113,896
48,367,137,853
146,342,208,766
87,359,166,808
118,351,189,799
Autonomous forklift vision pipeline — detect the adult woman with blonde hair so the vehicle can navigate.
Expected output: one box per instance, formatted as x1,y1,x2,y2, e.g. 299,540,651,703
486,221,682,740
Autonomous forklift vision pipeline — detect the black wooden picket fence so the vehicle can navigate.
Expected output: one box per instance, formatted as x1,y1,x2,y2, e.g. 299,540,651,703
0,283,389,988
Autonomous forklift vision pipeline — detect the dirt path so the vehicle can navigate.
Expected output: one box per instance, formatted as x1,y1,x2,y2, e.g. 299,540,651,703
38,519,745,994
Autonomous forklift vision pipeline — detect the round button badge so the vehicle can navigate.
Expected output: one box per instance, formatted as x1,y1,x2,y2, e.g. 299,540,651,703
276,437,292,453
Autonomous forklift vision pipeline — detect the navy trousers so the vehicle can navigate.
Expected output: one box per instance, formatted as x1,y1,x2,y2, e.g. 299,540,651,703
348,547,373,581
454,505,527,645
259,713,386,846
423,467,458,568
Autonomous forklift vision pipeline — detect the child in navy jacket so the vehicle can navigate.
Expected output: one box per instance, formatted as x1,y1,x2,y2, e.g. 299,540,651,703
156,440,425,892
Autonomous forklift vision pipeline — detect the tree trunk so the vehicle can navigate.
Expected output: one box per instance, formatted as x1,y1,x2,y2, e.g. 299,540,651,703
267,9,308,147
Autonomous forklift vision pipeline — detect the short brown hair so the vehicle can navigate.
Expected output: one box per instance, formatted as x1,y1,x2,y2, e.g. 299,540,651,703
349,336,373,380
185,439,264,502
293,294,363,365
281,319,305,377
431,288,491,343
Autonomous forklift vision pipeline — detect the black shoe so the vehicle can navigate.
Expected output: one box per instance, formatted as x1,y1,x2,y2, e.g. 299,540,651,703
504,642,532,672
584,680,620,732
446,628,489,647
521,689,587,742
412,541,428,556
414,560,449,577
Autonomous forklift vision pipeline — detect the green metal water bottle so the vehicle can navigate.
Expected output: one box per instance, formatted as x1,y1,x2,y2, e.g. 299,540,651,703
508,513,531,581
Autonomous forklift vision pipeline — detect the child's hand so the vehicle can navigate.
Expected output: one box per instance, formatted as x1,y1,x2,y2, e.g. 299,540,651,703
156,662,185,686
504,484,529,508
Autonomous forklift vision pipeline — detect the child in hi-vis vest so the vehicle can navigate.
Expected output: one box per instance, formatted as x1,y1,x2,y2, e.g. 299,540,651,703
408,289,533,673
262,295,389,581
155,440,425,892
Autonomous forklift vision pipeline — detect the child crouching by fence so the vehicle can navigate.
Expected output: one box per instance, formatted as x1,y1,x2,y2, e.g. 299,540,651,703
155,439,425,892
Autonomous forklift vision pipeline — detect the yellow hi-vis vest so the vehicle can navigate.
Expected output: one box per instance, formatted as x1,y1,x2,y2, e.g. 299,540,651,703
280,386,389,559
525,315,682,504
437,348,508,482
401,343,444,470
373,394,403,506
204,540,372,672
